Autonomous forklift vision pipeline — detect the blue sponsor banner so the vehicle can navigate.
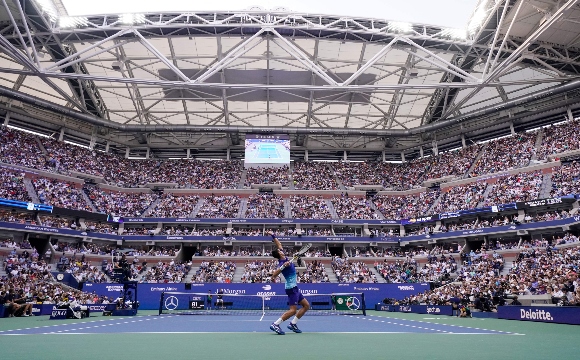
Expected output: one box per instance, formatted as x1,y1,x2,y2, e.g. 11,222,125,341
375,304,397,311
374,304,453,315
52,273,79,289
32,304,115,316
410,305,453,315
0,197,53,213
2,215,579,242
401,215,439,225
405,216,580,241
120,217,401,225
82,282,430,310
0,221,398,242
498,306,580,325
516,196,575,209
49,309,68,320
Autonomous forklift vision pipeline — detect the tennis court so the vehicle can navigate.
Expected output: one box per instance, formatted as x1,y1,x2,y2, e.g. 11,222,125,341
255,144,282,160
2,310,579,359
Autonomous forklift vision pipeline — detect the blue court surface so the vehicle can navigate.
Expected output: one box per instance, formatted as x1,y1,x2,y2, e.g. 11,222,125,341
255,144,281,159
0,314,522,336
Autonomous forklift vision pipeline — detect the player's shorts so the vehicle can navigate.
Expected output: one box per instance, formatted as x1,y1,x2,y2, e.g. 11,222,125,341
285,286,305,306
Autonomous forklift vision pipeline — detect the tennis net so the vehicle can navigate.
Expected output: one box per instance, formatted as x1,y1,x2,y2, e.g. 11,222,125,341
159,292,366,316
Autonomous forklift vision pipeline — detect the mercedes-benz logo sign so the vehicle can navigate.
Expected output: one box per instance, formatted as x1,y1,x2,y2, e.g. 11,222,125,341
164,296,179,310
346,296,360,310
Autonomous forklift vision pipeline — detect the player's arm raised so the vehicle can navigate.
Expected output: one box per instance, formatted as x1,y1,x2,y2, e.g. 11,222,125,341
269,231,283,252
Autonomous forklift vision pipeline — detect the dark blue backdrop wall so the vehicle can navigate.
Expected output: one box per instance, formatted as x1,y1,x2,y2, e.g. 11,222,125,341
83,283,430,310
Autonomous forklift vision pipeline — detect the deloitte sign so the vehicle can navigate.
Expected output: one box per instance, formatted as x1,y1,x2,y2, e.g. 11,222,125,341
519,308,554,321
498,306,580,325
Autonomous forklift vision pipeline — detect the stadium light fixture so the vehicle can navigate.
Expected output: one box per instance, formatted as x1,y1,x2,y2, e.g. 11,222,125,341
59,16,89,28
120,13,146,25
388,21,413,33
441,28,468,40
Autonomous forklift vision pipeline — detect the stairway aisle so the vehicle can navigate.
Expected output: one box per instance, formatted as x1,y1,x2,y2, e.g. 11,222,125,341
369,267,386,283
476,183,495,208
238,170,247,189
325,199,339,219
23,178,40,203
189,198,206,218
367,198,385,220
325,265,339,282
464,143,488,177
238,198,248,218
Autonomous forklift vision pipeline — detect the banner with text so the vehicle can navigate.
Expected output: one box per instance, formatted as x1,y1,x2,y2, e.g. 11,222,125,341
498,306,580,325
82,282,430,310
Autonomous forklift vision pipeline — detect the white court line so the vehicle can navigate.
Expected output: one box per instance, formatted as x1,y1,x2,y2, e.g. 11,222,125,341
358,314,521,335
0,331,526,336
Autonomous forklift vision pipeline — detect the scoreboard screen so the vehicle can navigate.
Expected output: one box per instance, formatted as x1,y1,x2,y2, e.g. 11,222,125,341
244,134,290,165
189,300,204,310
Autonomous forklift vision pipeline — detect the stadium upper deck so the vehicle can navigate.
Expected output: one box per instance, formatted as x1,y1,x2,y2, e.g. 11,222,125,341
1,124,579,242
1,1,580,161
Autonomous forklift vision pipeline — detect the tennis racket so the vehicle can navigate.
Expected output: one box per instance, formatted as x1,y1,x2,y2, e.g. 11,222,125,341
289,243,312,263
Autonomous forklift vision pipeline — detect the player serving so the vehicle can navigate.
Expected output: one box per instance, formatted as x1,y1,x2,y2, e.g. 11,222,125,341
269,231,310,335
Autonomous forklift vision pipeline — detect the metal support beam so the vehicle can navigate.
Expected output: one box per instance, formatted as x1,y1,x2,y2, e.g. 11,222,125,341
2,112,10,126
4,0,36,66
187,148,190,159
419,146,424,157
432,140,438,156
440,0,578,122
481,0,511,79
342,38,398,86
461,134,466,148
568,107,575,121
270,28,338,86
195,30,265,83
58,127,64,142
48,40,132,73
486,0,527,80
0,36,86,113
3,76,580,137
399,40,479,82
216,36,230,126
125,147,130,158
45,29,132,71
509,122,515,135
401,152,405,162
304,150,308,161
105,141,110,153
89,127,97,149
132,29,191,82
0,65,573,92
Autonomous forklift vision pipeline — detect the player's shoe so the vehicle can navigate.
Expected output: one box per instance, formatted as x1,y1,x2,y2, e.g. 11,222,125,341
270,323,285,335
287,323,302,333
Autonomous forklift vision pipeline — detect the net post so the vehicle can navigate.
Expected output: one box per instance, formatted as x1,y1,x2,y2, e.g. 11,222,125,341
261,295,265,320
361,292,366,316
159,292,165,316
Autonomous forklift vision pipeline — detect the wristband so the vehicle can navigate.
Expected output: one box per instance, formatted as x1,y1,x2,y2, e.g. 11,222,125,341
279,265,286,271
271,234,276,239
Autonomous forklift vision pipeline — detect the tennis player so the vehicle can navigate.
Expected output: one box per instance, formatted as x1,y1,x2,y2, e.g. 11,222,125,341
269,232,310,335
